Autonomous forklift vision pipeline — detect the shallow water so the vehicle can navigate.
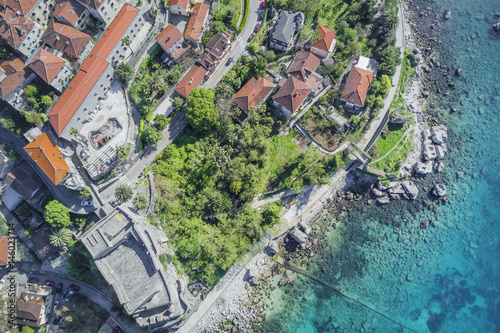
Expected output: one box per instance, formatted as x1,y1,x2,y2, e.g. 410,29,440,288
258,0,500,332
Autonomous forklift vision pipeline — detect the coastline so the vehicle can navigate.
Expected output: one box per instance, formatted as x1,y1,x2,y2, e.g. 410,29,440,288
187,4,428,332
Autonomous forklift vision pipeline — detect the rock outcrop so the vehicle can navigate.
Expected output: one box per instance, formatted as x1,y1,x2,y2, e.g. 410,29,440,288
415,161,434,175
431,125,448,145
432,184,447,197
402,181,419,200
290,228,308,245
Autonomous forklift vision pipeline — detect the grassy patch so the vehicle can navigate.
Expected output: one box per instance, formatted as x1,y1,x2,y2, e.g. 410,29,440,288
58,294,109,333
219,0,242,29
238,0,250,30
299,107,346,151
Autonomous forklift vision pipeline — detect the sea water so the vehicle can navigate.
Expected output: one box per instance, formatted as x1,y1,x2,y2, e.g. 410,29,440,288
258,0,500,332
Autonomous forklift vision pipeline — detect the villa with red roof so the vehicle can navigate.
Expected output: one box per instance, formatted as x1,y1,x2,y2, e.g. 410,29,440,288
184,2,209,47
156,24,184,54
23,132,70,185
0,56,36,109
0,7,43,57
287,51,323,91
27,48,73,91
272,76,312,117
48,3,147,140
53,0,90,30
167,0,189,16
234,77,274,114
340,62,374,110
308,25,336,58
0,0,54,28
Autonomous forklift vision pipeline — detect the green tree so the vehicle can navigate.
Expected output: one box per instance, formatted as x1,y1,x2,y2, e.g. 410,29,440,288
264,50,276,62
44,200,71,227
24,111,42,124
49,228,72,247
116,62,134,83
154,114,168,131
115,184,133,202
186,88,218,131
172,96,184,111
41,95,52,107
274,0,286,6
133,194,148,210
342,28,357,42
380,75,392,94
24,85,37,97
167,65,184,86
79,188,91,200
374,95,384,108
142,125,163,145
0,118,15,131
250,55,267,78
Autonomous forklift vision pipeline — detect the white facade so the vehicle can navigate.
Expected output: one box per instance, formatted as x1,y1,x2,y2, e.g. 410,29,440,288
18,23,43,58
28,0,56,29
169,4,188,16
50,64,74,92
106,14,148,67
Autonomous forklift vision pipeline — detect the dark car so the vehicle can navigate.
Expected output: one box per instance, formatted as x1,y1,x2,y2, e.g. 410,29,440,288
226,57,234,66
248,33,256,42
69,284,80,292
45,281,55,286
56,283,63,293
53,316,62,325
62,288,69,299
254,23,261,33
27,278,39,283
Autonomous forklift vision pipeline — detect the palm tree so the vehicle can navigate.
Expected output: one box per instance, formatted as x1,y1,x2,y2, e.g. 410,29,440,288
115,184,133,203
133,194,148,210
49,228,72,247
382,7,399,29
116,62,134,83
150,69,167,93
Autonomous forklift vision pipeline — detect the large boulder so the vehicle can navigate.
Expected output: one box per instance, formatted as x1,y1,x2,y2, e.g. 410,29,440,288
431,125,448,145
435,145,446,160
399,166,412,179
265,240,279,256
402,181,419,200
435,161,445,172
432,184,447,197
415,161,434,175
494,22,500,34
444,10,451,19
423,140,437,160
372,188,384,197
377,181,391,191
388,184,406,195
378,197,390,205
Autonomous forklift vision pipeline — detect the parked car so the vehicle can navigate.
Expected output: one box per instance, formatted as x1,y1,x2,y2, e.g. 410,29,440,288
56,283,63,293
226,57,233,66
45,281,55,286
248,33,256,42
260,1,265,9
54,300,59,309
69,284,80,292
27,278,39,283
81,200,94,206
254,23,261,32
62,288,69,299
53,316,62,325
65,290,74,301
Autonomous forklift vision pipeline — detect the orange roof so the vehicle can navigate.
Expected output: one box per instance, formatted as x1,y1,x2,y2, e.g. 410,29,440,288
54,0,86,25
184,2,209,42
0,56,30,100
156,24,183,52
91,4,139,60
167,0,188,8
273,76,311,113
170,41,191,60
340,66,373,106
41,20,91,58
23,133,70,185
312,26,336,53
48,54,108,135
0,8,35,49
287,51,320,83
0,236,7,265
174,63,207,98
28,49,66,84
234,77,274,113
0,0,38,16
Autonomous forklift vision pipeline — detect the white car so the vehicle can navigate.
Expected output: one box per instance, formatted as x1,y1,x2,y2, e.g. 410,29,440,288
81,200,94,206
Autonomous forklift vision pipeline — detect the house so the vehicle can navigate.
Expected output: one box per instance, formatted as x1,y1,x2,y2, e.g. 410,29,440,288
0,0,55,29
287,51,323,90
23,132,70,185
0,8,43,58
0,56,36,110
53,0,90,30
48,4,146,140
4,164,45,201
162,41,195,67
0,236,8,266
156,24,184,54
340,64,374,110
272,76,311,117
184,1,209,47
76,0,126,25
27,48,73,92
355,55,378,76
15,285,52,328
308,25,336,58
167,0,189,16
269,11,304,52
234,77,274,114
174,63,206,98
81,206,189,330
41,19,93,63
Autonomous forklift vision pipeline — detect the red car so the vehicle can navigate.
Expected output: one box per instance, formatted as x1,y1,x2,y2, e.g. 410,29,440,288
248,33,256,42
254,23,261,33
260,1,265,9
69,284,80,291
45,281,55,286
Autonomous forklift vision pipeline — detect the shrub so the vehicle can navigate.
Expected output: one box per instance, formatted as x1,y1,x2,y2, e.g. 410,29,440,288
24,85,37,97
264,50,276,62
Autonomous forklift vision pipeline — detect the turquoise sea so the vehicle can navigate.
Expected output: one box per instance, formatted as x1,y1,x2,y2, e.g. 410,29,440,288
257,0,500,332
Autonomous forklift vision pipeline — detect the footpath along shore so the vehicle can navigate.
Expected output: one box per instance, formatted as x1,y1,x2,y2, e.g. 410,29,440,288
181,4,424,332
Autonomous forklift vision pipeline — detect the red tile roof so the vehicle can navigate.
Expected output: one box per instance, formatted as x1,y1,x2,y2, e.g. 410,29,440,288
156,24,183,52
0,0,38,17
340,66,373,106
28,49,66,84
170,41,191,60
48,54,108,135
0,8,35,49
54,0,86,25
0,56,30,100
91,4,139,60
287,51,320,83
273,76,311,114
41,20,91,58
234,77,274,113
312,26,336,53
174,63,207,98
23,133,70,185
0,236,7,265
167,0,189,9
184,2,209,42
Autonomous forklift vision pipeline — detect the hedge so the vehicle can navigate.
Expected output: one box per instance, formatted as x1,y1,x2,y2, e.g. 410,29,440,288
238,0,250,31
